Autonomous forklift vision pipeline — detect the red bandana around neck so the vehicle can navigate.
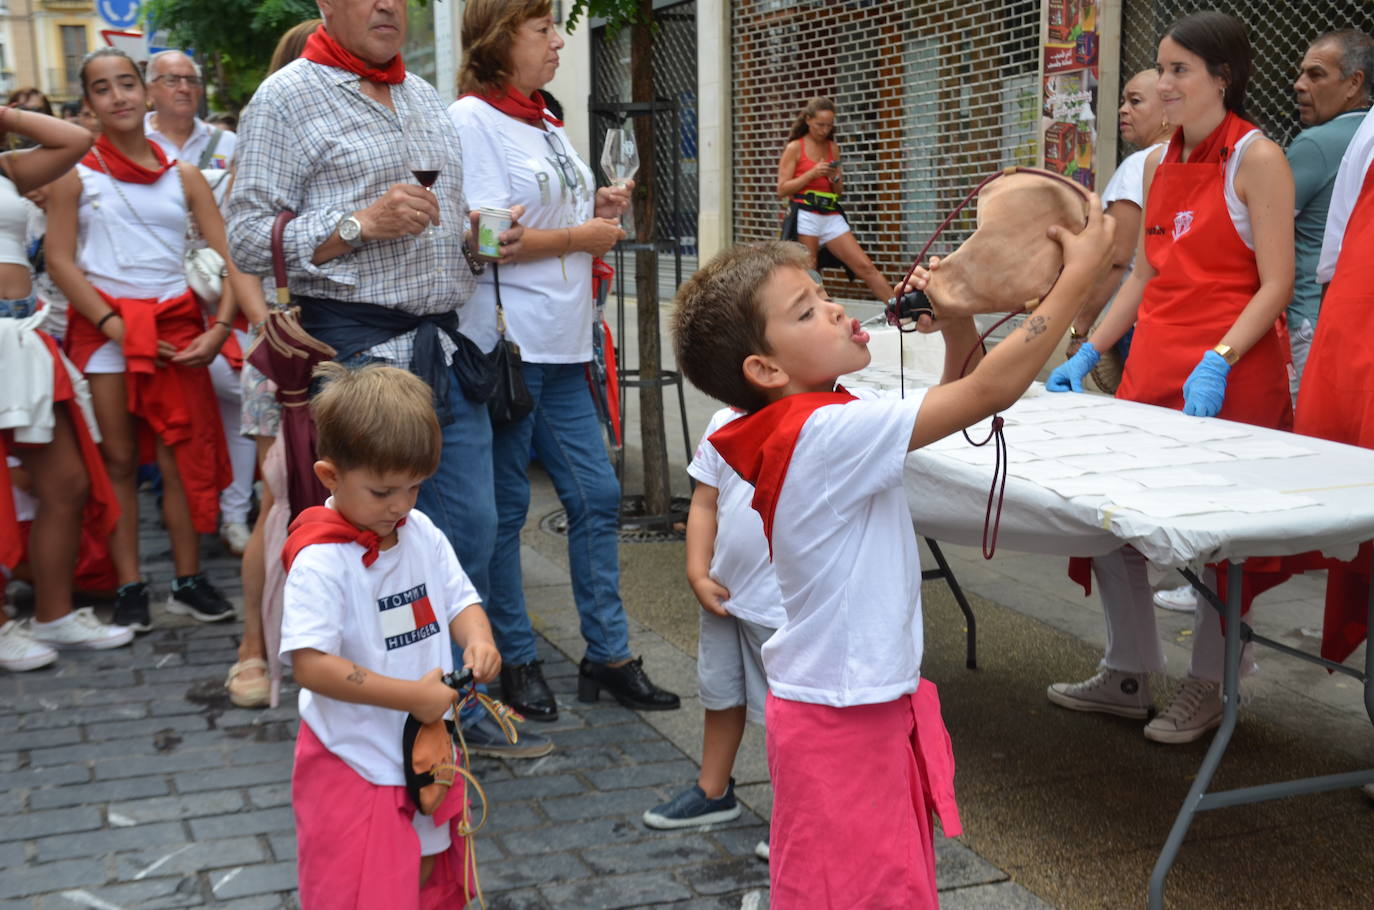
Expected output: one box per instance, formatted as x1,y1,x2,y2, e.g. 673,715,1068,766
1165,110,1254,166
463,84,563,128
81,133,172,185
282,505,407,571
302,26,406,85
708,389,856,555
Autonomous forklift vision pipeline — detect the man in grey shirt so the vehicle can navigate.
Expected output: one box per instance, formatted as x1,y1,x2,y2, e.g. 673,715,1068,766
228,0,545,756
1287,29,1372,399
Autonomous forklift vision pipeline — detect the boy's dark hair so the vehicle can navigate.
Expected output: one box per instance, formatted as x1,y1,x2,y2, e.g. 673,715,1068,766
310,363,442,478
671,240,812,412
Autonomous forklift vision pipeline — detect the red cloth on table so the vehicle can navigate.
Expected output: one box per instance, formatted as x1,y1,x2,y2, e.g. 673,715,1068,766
65,289,230,534
708,388,856,554
1,332,119,576
1289,160,1374,663
292,720,471,910
765,682,959,909
282,506,407,571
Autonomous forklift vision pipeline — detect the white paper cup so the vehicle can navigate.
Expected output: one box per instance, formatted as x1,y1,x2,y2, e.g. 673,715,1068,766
477,206,513,259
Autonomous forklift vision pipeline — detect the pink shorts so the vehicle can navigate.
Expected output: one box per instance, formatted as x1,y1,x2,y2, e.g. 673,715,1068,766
766,682,960,909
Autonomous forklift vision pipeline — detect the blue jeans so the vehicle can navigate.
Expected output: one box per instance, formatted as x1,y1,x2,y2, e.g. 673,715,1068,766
487,361,630,666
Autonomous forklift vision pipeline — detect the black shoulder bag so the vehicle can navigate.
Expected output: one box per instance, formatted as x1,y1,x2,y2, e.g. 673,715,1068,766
486,264,534,426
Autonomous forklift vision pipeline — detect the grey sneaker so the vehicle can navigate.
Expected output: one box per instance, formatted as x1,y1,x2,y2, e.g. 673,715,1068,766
643,779,741,829
1047,668,1151,719
1144,678,1222,744
461,714,553,759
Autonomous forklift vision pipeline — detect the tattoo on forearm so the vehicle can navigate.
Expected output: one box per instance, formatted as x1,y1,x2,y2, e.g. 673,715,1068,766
1023,315,1047,341
346,665,366,685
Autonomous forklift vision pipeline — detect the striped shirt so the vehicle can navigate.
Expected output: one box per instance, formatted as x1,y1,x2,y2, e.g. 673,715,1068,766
227,58,477,367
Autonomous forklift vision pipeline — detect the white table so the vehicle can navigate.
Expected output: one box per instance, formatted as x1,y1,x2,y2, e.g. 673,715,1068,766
848,330,1374,908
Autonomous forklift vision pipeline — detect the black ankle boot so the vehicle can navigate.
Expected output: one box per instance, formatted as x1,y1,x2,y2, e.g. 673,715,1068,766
577,656,681,711
500,659,558,722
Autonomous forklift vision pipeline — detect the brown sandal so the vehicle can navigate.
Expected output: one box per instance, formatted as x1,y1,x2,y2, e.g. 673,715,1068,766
226,658,270,708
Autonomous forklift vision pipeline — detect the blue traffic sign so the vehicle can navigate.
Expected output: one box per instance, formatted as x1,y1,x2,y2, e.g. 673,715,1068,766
98,0,141,31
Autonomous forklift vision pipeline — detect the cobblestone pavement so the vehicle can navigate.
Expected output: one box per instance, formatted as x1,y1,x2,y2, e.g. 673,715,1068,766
0,491,1049,910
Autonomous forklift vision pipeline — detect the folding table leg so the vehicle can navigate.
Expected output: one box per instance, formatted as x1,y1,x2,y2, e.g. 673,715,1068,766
1147,564,1243,910
922,538,977,669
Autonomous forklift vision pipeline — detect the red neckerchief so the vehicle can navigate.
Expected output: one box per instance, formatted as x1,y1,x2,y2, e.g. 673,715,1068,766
462,85,563,127
302,26,406,85
283,505,407,570
81,134,172,185
1164,110,1253,165
708,388,856,555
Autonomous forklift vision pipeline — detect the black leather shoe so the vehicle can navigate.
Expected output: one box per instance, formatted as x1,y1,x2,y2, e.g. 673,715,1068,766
500,660,558,722
577,656,681,711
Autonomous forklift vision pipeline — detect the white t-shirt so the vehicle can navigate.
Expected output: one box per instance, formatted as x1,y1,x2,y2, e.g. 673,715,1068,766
688,407,786,629
279,504,479,786
75,163,188,301
1318,106,1374,284
1101,143,1165,208
762,388,926,707
145,113,237,170
446,97,595,361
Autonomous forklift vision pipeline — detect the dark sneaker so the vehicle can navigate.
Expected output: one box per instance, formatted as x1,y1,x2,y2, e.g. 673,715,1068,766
500,659,558,722
113,581,152,633
643,779,741,829
166,574,234,623
577,656,681,711
461,714,554,759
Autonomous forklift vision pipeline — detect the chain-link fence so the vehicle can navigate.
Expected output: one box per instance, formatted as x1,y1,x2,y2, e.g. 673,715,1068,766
730,0,1041,302
1119,1,1373,155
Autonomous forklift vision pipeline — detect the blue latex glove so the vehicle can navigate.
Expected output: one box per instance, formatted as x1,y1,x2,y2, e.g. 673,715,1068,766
1046,341,1100,393
1182,349,1231,417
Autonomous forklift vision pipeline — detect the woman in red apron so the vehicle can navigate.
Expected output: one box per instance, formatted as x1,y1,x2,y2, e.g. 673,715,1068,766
1045,11,1294,744
776,98,892,303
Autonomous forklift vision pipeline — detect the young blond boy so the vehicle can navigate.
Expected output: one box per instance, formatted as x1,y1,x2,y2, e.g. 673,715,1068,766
280,363,501,908
670,208,1113,907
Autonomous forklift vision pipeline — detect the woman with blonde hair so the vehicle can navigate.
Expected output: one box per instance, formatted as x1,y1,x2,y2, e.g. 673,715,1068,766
777,97,892,303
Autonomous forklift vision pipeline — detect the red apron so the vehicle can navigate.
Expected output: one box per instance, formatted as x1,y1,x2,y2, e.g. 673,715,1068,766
1116,114,1291,430
1289,159,1374,663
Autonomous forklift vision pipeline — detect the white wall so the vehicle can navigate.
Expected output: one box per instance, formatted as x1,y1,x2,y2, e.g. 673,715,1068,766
546,16,592,164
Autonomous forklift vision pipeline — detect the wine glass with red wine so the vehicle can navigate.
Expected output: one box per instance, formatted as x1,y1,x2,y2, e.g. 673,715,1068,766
404,114,444,244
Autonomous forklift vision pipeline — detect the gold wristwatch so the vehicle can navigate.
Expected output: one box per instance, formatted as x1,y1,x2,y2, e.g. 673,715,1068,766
1212,343,1239,366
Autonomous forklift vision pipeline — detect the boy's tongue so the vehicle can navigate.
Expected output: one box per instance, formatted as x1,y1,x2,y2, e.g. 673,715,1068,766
851,317,871,344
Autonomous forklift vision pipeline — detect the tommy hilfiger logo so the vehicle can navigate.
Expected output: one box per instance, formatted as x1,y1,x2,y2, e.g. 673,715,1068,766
1173,210,1195,241
379,583,439,650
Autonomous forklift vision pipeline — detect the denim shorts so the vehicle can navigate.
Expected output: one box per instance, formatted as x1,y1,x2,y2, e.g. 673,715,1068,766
0,294,38,319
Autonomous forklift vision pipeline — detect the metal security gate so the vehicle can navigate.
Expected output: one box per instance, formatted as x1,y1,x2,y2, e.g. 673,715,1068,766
731,0,1042,301
1119,0,1374,152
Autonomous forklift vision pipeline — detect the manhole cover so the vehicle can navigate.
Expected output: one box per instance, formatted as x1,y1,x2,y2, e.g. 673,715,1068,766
540,495,689,543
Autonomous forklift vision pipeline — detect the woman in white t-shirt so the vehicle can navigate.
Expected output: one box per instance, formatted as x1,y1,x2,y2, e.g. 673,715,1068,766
1067,68,1174,390
46,48,241,635
448,0,679,721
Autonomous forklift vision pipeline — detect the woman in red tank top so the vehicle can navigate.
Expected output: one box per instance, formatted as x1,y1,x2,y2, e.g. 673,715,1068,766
1044,12,1296,745
776,98,892,304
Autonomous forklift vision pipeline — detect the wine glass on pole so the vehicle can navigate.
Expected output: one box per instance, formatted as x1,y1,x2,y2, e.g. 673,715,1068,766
600,127,639,237
404,114,445,270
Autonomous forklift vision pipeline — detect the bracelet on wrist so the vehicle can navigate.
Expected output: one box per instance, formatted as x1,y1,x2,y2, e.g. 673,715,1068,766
213,320,233,332
96,311,120,331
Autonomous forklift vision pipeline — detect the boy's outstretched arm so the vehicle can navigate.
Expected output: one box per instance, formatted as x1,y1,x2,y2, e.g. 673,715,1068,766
292,649,459,724
686,482,731,617
449,606,501,683
908,198,1116,451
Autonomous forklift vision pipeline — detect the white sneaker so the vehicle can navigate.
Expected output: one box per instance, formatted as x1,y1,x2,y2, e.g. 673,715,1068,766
1153,585,1197,612
220,521,251,556
1144,678,1223,744
1047,668,1152,719
0,620,57,671
25,608,134,651
754,840,770,861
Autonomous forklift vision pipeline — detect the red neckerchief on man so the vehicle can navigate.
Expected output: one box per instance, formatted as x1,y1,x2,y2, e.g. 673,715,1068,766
462,84,563,127
301,26,406,84
708,389,856,555
283,505,408,571
81,133,172,184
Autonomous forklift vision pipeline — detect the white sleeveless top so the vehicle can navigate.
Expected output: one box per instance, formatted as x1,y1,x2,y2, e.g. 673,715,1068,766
1222,129,1262,251
0,172,31,268
76,162,188,300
